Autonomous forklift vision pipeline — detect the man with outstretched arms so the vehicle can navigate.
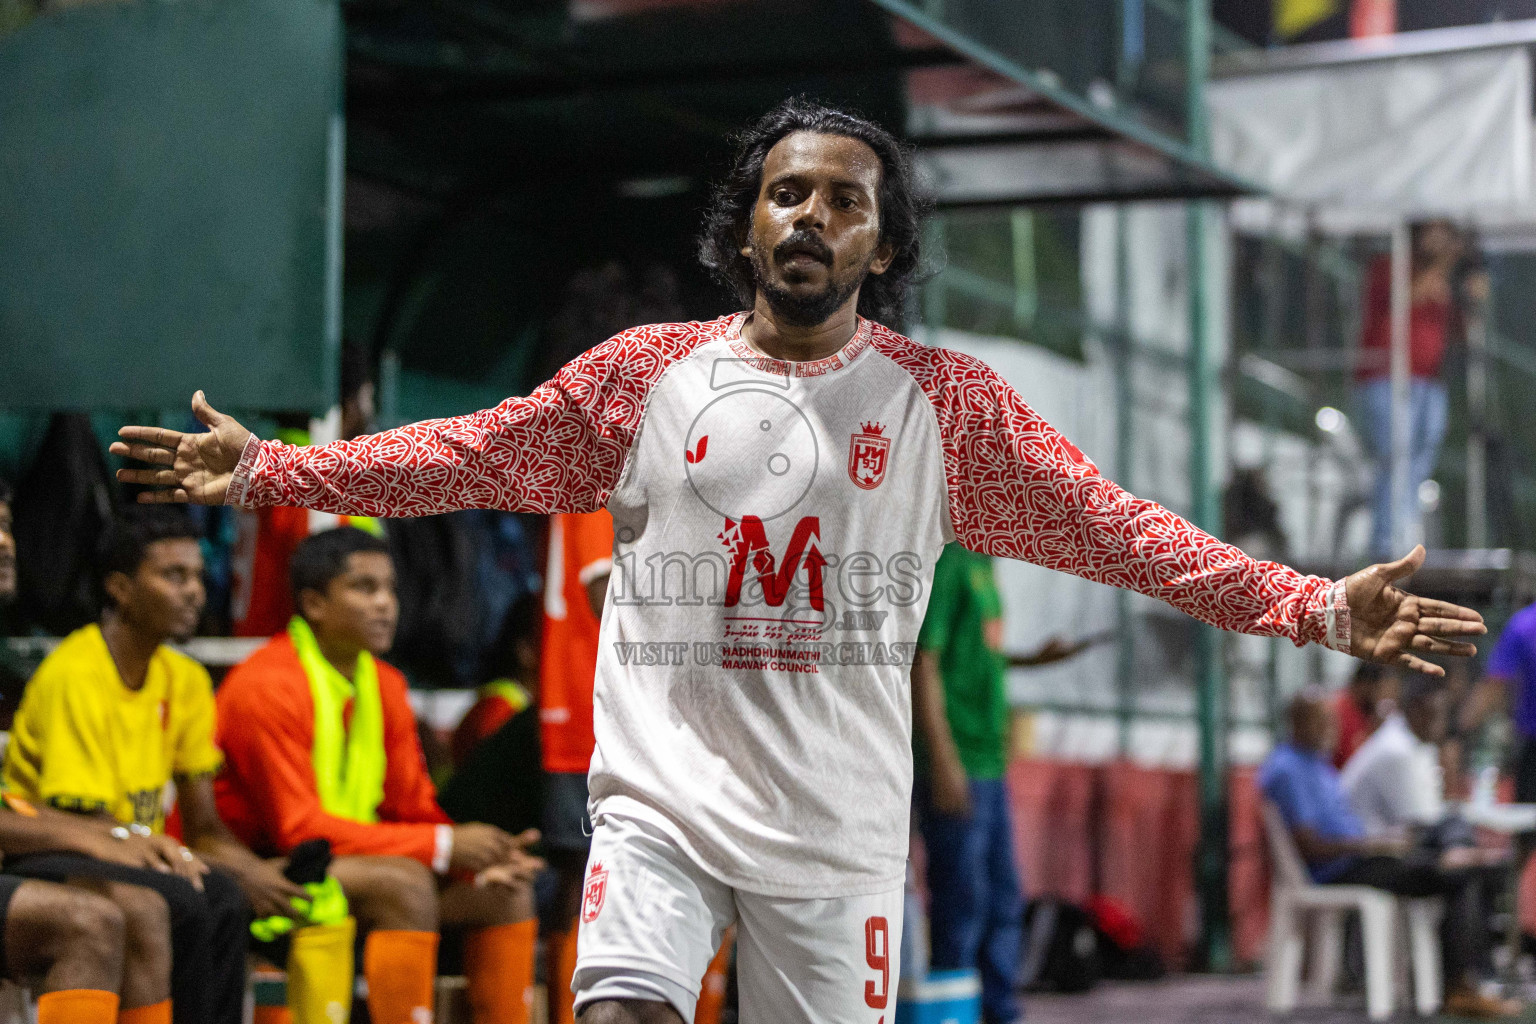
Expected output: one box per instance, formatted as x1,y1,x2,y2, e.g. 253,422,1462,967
115,100,1487,1024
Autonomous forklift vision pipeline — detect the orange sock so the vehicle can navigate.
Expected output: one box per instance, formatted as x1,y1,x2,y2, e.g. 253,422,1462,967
364,929,438,1024
464,919,537,1024
37,990,118,1024
118,1000,172,1024
694,928,734,1024
549,928,579,1024
252,1009,293,1024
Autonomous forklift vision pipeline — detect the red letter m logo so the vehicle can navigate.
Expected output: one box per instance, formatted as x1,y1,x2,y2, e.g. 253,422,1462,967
721,515,825,610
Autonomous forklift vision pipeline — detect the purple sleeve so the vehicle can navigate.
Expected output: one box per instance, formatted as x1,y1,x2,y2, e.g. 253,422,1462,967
1489,615,1532,679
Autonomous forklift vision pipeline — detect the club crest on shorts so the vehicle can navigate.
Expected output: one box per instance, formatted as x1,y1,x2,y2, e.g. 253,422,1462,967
582,862,608,923
848,422,889,490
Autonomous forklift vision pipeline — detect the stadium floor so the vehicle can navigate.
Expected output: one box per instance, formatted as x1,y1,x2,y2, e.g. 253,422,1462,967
1022,974,1536,1022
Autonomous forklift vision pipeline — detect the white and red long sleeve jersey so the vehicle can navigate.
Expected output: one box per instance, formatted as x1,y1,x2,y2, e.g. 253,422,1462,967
232,313,1349,898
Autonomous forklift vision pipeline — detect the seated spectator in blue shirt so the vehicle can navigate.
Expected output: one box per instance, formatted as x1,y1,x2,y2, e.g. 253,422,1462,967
1260,688,1515,1019
1259,690,1375,882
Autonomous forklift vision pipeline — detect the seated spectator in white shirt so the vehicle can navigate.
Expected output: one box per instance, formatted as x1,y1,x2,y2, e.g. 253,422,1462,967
1342,674,1514,1010
1261,688,1517,1017
1342,674,1445,837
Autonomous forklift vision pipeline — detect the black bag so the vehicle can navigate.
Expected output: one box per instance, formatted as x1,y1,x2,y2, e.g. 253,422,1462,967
1019,899,1102,994
13,413,118,634
387,512,481,688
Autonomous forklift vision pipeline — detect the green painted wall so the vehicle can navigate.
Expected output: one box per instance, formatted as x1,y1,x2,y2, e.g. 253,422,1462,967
0,0,342,412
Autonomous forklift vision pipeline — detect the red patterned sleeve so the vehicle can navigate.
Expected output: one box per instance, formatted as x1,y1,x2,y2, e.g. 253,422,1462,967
876,330,1350,651
228,323,704,518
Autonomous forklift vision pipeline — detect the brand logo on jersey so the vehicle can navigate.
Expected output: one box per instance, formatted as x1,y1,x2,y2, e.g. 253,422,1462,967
684,435,708,464
848,422,889,490
719,515,825,610
582,862,608,923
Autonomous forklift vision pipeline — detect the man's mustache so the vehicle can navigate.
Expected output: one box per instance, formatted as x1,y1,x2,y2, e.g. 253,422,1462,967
774,231,833,266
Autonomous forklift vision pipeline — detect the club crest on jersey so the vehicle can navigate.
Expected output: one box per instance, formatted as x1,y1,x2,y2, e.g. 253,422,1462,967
581,862,608,923
848,422,889,490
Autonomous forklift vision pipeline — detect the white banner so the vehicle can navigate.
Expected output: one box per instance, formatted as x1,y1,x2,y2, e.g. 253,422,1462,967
1209,46,1532,227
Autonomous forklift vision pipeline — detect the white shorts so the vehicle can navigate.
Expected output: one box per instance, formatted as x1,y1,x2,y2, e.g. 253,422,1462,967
573,812,903,1023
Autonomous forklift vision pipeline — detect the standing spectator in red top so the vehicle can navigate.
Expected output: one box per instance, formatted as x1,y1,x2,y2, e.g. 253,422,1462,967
1332,662,1397,769
538,509,611,1024
1355,220,1479,557
214,528,543,1024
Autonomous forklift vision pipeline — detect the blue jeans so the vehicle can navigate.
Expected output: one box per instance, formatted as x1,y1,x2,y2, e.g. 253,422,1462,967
1355,376,1448,557
916,776,1025,1024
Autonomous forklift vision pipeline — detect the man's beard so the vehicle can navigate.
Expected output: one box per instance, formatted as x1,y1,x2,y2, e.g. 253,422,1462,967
749,231,868,329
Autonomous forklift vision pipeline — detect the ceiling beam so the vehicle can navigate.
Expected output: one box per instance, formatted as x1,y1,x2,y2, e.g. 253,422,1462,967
911,124,1119,149
345,42,964,108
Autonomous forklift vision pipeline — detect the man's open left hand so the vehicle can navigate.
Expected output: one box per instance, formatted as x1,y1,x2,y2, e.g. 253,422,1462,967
1346,546,1485,676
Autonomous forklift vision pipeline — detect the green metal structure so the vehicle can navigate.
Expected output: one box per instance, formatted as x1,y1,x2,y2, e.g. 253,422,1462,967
1184,0,1229,968
0,0,343,413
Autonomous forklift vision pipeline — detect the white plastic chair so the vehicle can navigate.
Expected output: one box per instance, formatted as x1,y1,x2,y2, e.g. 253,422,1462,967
1262,801,1443,1020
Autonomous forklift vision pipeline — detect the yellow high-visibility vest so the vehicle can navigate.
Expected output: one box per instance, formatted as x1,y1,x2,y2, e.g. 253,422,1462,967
288,617,386,823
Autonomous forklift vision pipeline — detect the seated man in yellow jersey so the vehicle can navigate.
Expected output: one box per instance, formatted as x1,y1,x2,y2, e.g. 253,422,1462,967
2,509,307,1024
215,527,544,1024
0,481,178,1024
0,788,191,1024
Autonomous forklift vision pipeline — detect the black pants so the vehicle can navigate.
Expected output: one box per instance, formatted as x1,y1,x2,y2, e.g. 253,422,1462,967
0,874,24,979
1332,855,1487,986
7,852,248,1024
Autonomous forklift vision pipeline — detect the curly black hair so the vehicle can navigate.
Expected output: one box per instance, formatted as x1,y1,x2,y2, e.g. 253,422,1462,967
698,98,931,328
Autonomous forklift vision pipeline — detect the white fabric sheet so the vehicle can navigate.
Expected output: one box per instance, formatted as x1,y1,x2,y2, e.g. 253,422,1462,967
1209,46,1532,229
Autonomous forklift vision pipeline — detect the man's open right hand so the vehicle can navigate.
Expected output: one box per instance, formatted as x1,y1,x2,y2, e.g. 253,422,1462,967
111,391,252,505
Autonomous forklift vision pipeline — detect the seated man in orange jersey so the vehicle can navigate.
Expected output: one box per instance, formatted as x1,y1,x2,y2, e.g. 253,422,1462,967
214,528,543,1024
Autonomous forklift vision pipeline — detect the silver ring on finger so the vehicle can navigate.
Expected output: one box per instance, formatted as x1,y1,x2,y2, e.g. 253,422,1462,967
179,846,194,862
